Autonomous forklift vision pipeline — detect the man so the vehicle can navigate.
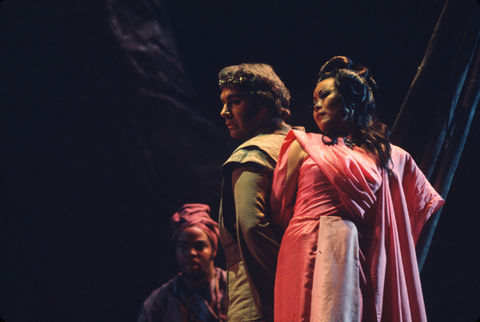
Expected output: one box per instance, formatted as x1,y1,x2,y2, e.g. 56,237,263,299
138,204,227,322
218,64,293,322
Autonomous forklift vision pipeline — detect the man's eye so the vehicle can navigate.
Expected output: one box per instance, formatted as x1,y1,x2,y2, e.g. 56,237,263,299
231,99,242,105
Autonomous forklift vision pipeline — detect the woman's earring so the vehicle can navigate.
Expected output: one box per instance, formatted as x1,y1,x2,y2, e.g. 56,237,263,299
343,104,354,122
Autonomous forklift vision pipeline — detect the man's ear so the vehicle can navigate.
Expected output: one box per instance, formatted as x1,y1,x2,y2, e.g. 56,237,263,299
256,104,270,120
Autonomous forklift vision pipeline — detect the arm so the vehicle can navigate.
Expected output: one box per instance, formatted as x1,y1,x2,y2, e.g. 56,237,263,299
230,165,282,307
232,166,279,275
283,139,307,226
270,139,307,230
402,152,445,244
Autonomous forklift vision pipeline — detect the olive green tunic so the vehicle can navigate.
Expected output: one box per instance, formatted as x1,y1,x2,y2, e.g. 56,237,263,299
219,121,291,322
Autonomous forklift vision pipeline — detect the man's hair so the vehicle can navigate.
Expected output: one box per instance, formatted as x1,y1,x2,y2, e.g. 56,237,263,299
219,63,291,121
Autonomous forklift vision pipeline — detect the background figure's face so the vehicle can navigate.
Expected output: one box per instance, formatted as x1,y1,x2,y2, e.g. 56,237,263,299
312,78,352,135
220,87,267,141
175,226,214,282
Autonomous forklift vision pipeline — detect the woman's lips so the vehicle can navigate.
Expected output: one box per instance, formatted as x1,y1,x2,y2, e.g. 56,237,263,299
185,260,200,269
315,112,326,121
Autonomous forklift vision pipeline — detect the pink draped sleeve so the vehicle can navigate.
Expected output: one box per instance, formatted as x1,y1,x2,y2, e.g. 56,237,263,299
390,146,445,244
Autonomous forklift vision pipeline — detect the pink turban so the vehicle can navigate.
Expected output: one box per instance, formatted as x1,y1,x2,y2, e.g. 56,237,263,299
171,203,219,256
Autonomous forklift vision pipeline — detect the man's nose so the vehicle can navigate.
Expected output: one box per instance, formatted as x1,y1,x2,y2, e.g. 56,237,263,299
220,104,231,118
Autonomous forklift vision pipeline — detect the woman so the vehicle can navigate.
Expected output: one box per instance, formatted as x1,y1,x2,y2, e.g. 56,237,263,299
270,56,444,321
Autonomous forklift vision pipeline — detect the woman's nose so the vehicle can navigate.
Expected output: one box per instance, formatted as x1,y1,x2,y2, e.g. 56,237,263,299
187,247,198,256
313,102,322,111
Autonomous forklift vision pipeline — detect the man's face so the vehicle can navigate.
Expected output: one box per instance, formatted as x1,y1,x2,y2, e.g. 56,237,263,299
175,226,214,282
220,87,267,141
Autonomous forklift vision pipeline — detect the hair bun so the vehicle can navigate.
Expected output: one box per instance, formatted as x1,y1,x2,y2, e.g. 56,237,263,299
318,56,377,91
318,56,353,76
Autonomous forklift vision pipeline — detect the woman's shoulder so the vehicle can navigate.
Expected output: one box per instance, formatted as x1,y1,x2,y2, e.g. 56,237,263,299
289,137,308,158
390,144,414,163
287,129,323,145
390,143,408,155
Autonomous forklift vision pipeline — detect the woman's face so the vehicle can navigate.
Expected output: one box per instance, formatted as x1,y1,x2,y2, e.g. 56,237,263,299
175,226,214,282
312,78,352,135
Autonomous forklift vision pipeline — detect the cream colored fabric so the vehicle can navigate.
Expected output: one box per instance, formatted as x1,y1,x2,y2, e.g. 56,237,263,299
310,216,360,322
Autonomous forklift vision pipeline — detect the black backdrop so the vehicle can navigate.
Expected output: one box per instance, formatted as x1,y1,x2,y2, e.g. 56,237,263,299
1,0,479,321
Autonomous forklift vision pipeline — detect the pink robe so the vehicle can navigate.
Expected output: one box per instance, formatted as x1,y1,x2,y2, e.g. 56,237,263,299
271,130,444,322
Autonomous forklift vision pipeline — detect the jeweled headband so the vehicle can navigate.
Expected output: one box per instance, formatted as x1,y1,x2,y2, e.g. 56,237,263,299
218,76,253,87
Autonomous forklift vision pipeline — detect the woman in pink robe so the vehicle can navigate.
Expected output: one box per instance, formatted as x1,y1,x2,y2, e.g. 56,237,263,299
270,56,444,321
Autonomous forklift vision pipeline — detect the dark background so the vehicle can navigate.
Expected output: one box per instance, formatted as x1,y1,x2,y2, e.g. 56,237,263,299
1,0,479,321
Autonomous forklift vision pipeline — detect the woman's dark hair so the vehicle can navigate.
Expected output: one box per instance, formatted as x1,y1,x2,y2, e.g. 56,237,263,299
318,56,391,170
219,63,291,122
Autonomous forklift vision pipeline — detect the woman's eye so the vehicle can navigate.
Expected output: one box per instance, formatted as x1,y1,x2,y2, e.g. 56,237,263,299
176,245,188,252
